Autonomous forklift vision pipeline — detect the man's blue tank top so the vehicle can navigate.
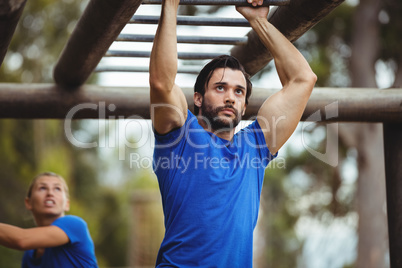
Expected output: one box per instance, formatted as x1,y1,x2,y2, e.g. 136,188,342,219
153,110,277,267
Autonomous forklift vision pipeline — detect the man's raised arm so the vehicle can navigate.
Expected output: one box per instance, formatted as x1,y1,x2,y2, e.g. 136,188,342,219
237,5,317,155
149,0,188,135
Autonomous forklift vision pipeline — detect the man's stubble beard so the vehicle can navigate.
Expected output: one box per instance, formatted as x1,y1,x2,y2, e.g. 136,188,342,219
200,101,242,132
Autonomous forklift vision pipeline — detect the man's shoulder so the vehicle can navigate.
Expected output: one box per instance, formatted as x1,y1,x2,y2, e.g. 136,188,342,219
153,109,203,143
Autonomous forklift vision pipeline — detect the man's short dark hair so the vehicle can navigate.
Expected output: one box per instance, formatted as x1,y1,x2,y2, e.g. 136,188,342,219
194,55,252,115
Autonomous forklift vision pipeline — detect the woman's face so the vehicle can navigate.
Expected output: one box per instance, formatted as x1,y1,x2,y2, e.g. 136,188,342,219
25,175,70,219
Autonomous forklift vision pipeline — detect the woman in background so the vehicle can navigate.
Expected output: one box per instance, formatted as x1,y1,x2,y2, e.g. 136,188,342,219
0,172,98,267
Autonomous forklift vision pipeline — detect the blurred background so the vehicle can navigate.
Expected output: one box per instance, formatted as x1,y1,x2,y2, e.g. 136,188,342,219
0,0,401,267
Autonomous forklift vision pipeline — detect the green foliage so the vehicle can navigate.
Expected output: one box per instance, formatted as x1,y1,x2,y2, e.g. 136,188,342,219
260,123,356,267
2,0,399,267
379,1,402,62
1,0,86,83
0,120,36,223
93,188,130,266
264,2,402,267
0,247,24,268
130,171,159,190
261,165,302,267
295,3,356,87
0,118,136,266
0,120,37,266
0,1,134,267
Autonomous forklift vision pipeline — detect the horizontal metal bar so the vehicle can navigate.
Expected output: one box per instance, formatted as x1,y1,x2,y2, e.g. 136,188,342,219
95,65,202,74
130,15,250,27
53,0,143,87
142,0,289,6
105,50,224,59
116,34,247,45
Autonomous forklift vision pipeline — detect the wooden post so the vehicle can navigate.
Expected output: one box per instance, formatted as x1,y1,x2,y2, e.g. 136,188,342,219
129,190,164,267
53,0,143,87
383,123,402,268
231,0,345,76
0,0,27,65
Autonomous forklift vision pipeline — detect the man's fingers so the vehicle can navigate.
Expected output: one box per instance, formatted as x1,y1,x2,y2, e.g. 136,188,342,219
246,0,263,7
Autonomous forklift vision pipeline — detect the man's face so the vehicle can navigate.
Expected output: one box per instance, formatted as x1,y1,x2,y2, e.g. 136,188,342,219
25,175,70,218
198,68,247,131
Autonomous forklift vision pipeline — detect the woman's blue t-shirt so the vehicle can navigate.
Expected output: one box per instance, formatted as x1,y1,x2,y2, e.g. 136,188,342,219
22,215,98,268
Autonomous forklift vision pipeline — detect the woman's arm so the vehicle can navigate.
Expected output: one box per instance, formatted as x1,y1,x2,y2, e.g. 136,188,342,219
0,223,69,250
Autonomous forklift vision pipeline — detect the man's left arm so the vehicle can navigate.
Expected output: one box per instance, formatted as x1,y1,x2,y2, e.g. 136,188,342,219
237,5,317,155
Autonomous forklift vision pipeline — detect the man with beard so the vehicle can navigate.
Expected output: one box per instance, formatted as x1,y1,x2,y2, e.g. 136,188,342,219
149,0,317,266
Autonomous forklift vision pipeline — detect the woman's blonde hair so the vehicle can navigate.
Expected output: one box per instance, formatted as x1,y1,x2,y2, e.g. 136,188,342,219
26,172,70,199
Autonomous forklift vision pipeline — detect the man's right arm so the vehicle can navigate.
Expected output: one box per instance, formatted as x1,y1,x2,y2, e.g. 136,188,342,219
0,223,69,250
149,0,188,135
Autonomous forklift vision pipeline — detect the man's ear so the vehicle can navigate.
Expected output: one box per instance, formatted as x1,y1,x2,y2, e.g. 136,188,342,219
194,92,203,109
242,103,247,116
25,197,32,211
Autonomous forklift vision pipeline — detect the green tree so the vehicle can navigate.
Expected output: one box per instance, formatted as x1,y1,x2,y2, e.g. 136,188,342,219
259,0,402,266
0,0,134,266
